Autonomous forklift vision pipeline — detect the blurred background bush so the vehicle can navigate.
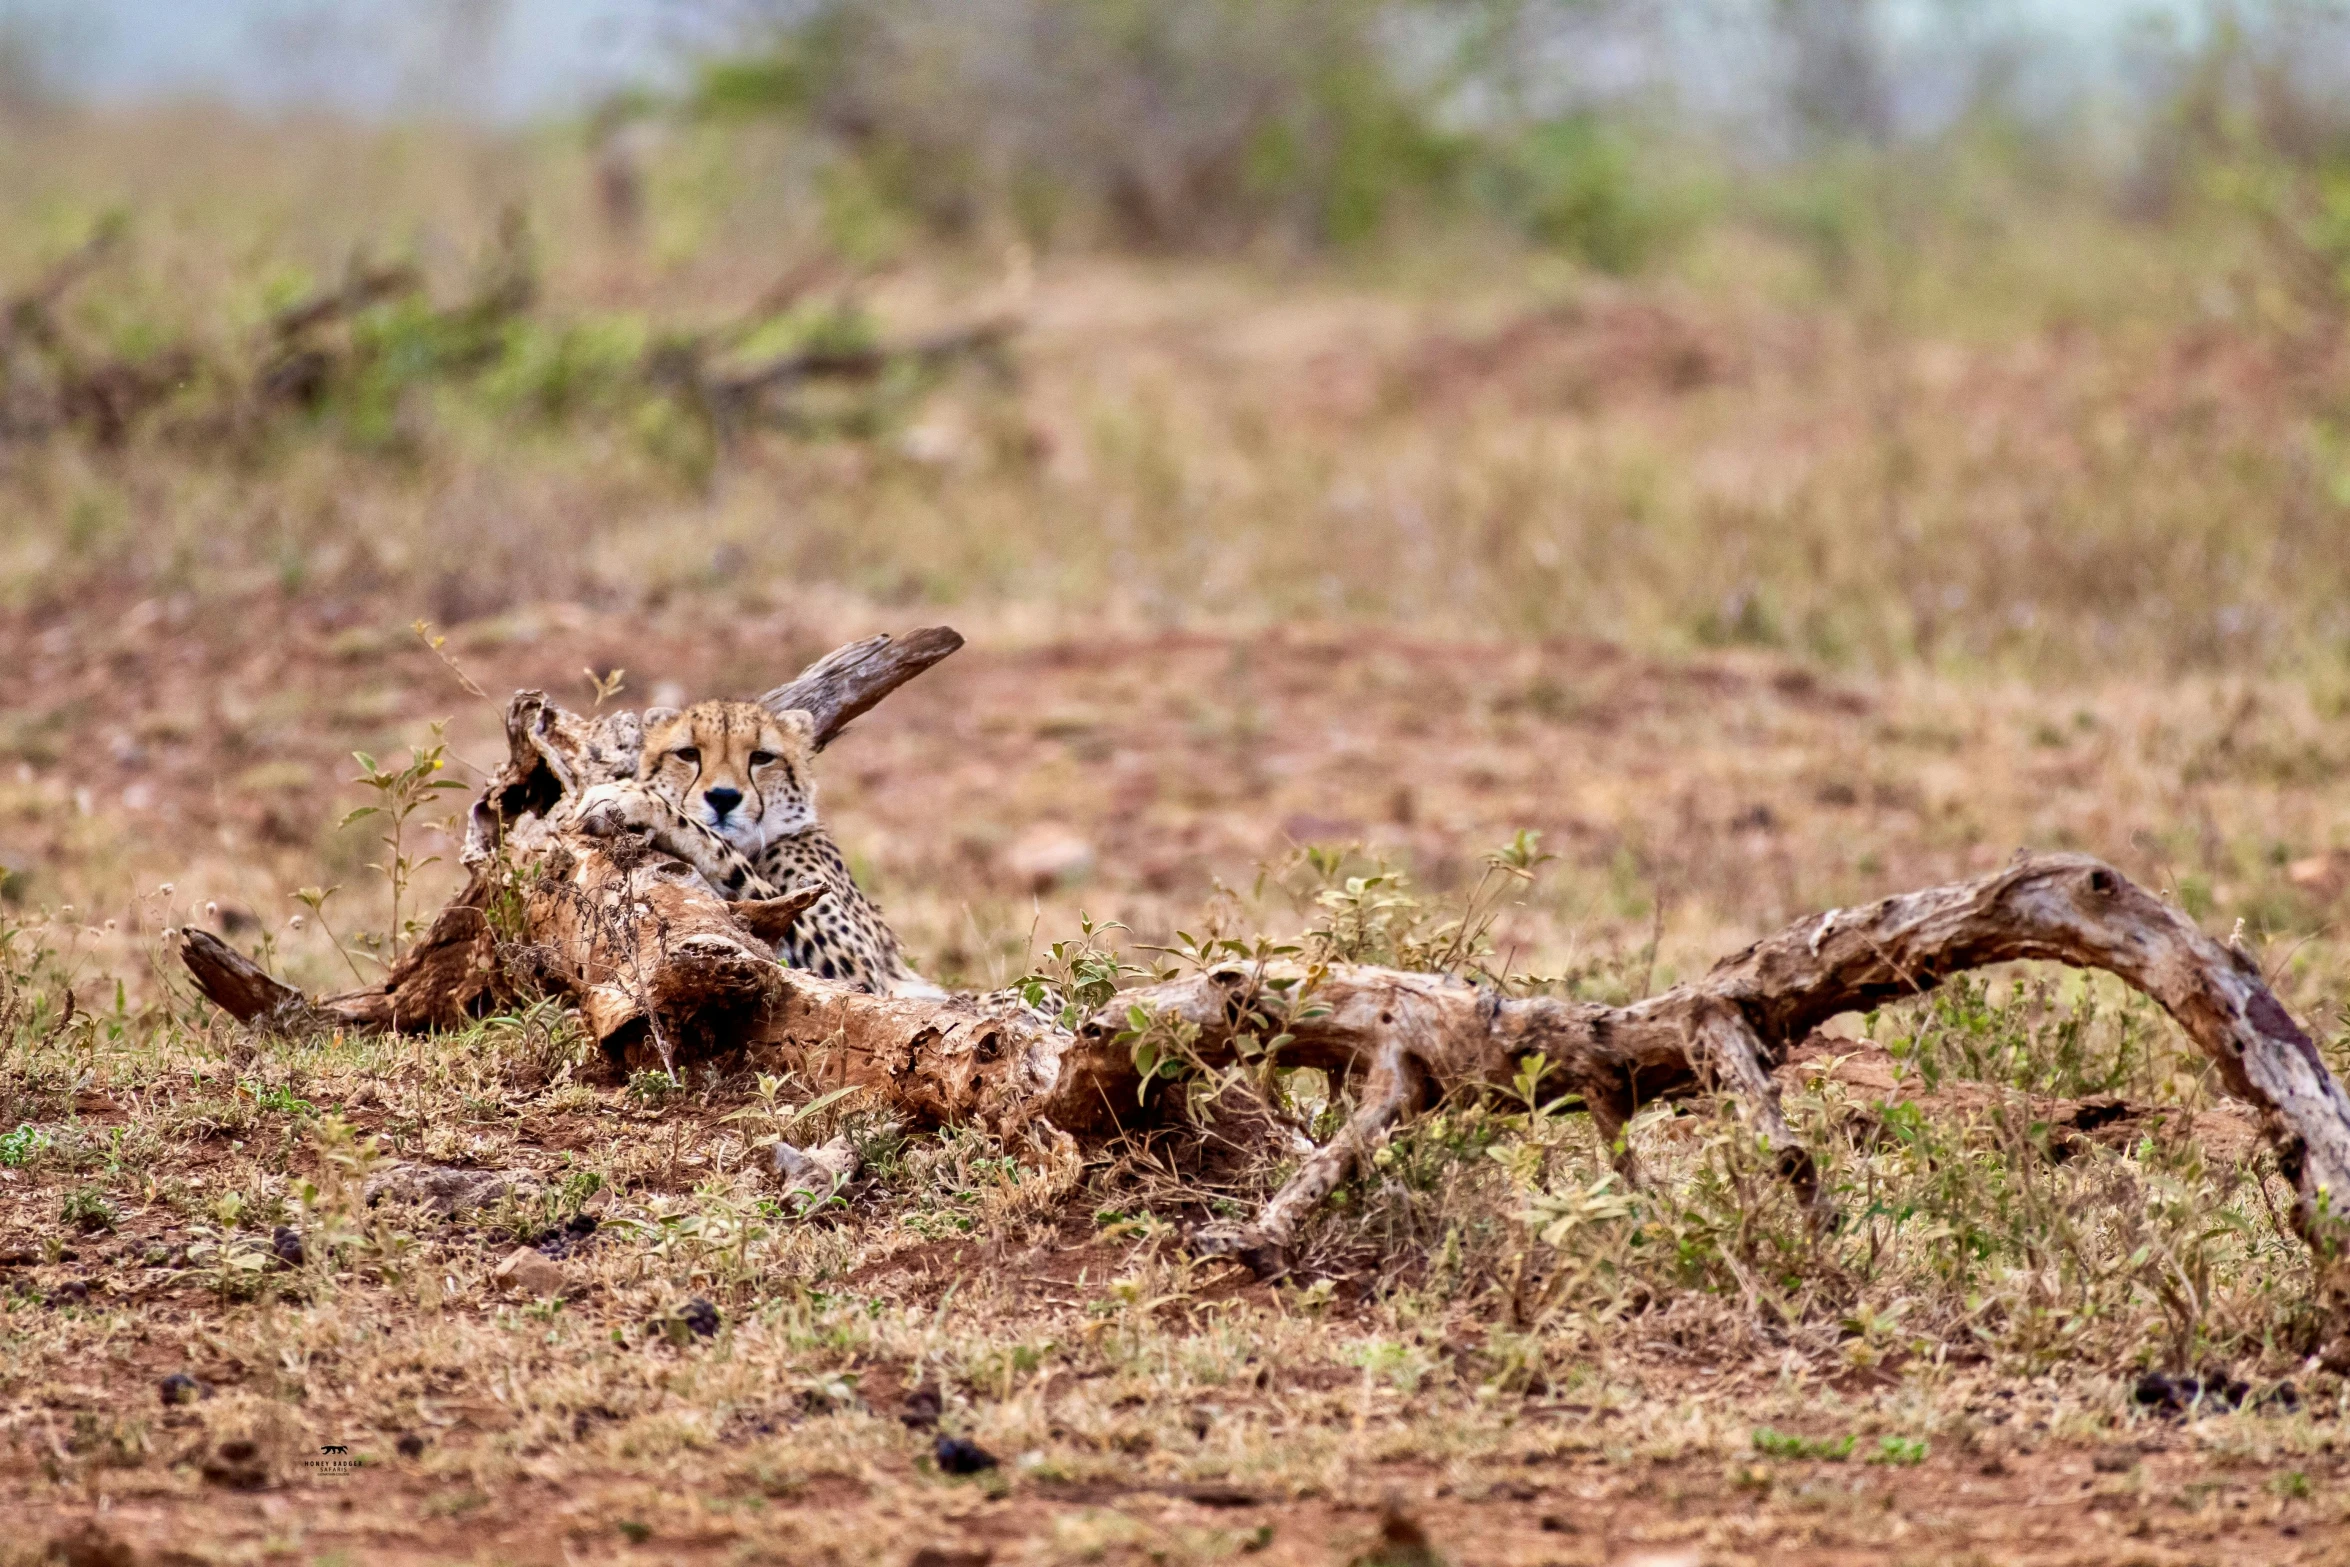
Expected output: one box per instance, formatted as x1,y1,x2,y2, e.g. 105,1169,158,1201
8,1,2350,676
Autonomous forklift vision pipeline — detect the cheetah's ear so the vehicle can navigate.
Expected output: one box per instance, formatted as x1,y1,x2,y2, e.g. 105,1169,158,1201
773,708,817,750
642,706,680,730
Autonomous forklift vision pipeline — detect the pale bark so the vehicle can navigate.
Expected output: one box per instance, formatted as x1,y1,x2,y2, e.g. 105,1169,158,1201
1063,855,2350,1277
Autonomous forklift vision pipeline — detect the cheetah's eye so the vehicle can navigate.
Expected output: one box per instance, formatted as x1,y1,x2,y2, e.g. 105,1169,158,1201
748,750,776,767
670,747,700,766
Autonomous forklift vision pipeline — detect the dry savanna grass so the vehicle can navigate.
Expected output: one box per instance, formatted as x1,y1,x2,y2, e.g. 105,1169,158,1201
6,110,2350,1564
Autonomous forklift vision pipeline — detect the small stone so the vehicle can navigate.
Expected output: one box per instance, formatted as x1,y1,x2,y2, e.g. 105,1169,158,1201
201,1437,269,1490
395,1432,426,1459
43,1521,136,1567
932,1435,997,1475
2133,1369,2245,1415
772,1136,861,1210
646,1301,720,1347
530,1212,602,1260
1358,1506,1444,1567
1001,825,1094,893
2288,850,2350,900
2200,1366,2250,1408
492,1247,568,1298
271,1227,305,1266
48,1280,89,1306
362,1162,541,1218
907,1548,992,1567
158,1372,211,1406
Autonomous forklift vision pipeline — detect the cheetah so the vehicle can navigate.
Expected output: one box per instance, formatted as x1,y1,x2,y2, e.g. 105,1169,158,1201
566,699,936,997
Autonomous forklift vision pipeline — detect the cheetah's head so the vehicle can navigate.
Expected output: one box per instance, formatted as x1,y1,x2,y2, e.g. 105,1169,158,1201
637,699,818,850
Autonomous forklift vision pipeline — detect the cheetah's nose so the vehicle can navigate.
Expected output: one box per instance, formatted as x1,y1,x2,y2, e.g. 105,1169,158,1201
703,786,743,821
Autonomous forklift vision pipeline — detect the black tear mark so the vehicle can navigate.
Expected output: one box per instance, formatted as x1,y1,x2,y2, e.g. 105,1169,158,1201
2247,990,2326,1073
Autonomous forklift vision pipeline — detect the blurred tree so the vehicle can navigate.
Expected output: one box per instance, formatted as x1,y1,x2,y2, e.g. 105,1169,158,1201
1772,0,1890,146
401,0,512,119
688,0,1697,264
0,1,84,120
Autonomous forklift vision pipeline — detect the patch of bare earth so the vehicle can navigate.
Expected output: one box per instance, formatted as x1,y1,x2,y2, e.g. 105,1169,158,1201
5,601,2350,1563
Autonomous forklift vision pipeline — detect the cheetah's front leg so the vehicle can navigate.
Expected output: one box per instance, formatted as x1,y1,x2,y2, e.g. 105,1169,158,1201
565,783,774,898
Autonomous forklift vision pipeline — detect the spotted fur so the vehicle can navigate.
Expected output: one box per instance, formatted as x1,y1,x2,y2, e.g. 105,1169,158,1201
567,781,782,901
589,698,931,996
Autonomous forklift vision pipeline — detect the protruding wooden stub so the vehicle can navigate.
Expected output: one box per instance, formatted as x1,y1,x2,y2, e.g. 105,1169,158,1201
760,626,966,749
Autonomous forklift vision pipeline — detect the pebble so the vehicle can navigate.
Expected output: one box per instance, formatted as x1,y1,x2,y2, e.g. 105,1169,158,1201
201,1437,269,1490
900,1384,943,1430
158,1372,212,1406
1002,824,1095,893
933,1435,998,1475
492,1246,568,1298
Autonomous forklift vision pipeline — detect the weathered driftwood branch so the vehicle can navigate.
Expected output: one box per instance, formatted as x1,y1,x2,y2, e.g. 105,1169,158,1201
645,317,1020,443
179,641,2350,1321
759,625,966,750
181,878,501,1035
1688,997,1824,1217
1063,854,2350,1282
716,317,1019,404
184,628,968,1056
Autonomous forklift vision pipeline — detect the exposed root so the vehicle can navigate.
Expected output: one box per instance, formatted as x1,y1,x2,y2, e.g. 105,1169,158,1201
1192,1036,1418,1280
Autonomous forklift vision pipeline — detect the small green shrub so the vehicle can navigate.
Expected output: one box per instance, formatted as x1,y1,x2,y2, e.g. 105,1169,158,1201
1753,1428,1856,1461
61,1186,117,1233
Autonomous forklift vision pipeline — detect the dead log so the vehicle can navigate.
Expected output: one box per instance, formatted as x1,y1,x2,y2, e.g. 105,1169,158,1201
178,641,2350,1326
180,931,329,1036
2,223,125,354
714,316,1019,403
181,875,500,1035
521,829,800,1075
1050,854,2350,1285
268,262,425,344
185,627,968,1061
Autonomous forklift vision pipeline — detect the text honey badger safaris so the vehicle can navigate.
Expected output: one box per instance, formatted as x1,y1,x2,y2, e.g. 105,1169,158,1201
569,698,937,996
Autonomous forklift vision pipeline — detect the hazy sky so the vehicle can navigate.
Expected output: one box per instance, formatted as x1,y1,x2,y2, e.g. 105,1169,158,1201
15,0,2208,122
21,0,682,118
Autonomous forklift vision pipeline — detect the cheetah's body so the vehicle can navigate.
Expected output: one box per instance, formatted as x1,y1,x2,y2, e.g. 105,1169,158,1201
565,698,932,996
